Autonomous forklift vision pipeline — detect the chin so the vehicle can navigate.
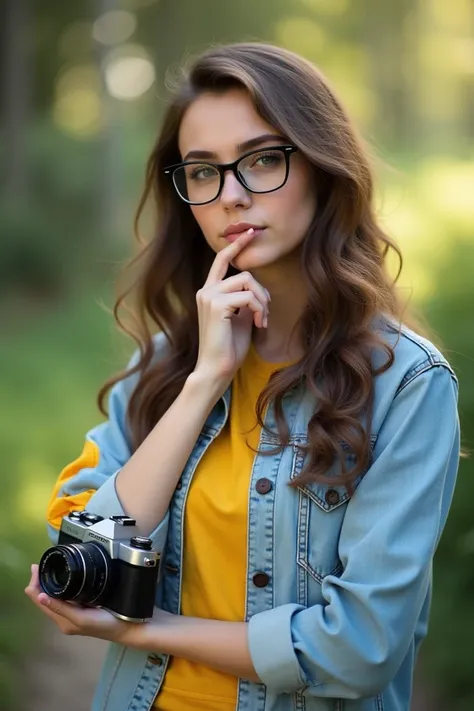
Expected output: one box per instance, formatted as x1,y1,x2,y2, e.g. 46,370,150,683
232,247,288,274
231,253,274,273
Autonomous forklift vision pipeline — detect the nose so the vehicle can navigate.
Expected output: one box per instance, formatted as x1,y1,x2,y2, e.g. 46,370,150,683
219,170,252,210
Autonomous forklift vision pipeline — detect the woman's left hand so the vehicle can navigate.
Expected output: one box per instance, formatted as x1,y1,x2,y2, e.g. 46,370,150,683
25,564,140,645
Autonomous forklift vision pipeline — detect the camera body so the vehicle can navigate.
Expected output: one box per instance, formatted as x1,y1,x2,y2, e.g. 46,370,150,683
39,511,161,622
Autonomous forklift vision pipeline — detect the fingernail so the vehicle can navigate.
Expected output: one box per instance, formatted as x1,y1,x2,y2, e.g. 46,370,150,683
265,289,271,301
247,228,254,236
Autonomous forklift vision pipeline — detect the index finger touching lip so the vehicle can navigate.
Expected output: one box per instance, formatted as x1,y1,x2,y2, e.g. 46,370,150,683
204,228,255,285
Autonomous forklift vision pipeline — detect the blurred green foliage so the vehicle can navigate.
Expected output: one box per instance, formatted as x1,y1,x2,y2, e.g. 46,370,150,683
0,0,473,709
0,120,128,300
0,294,128,708
420,246,474,711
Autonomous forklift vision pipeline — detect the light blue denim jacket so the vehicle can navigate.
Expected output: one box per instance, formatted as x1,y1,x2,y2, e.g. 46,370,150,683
47,318,460,711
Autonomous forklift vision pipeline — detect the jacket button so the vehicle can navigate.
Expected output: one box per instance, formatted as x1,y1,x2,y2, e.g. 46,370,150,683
252,572,270,588
325,488,340,506
256,478,272,494
148,654,163,666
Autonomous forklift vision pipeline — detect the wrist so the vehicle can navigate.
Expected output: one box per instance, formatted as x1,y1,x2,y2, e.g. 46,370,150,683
115,617,150,649
185,370,229,403
116,609,172,650
122,608,174,652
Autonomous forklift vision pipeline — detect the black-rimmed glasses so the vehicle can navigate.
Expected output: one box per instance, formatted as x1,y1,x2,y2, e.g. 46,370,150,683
164,145,298,205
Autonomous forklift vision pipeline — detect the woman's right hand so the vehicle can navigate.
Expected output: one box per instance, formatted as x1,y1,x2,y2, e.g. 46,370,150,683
193,228,271,389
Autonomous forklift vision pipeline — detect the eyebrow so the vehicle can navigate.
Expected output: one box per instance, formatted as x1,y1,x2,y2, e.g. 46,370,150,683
182,133,288,162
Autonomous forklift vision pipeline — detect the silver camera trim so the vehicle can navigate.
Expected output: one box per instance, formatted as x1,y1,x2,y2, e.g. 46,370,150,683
60,516,159,569
67,544,88,600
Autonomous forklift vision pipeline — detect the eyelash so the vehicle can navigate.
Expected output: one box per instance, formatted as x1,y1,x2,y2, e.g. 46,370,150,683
188,150,281,178
250,151,281,165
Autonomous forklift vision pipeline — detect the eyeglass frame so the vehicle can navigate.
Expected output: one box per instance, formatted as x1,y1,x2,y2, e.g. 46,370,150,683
163,144,298,205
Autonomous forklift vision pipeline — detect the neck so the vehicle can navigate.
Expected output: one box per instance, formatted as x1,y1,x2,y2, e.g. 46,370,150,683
250,259,308,362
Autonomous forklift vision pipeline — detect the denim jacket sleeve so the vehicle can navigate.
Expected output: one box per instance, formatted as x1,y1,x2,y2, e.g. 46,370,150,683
45,348,169,553
248,364,460,698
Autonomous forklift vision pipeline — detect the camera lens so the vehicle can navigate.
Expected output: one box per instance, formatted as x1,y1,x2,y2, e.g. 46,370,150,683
50,556,70,588
39,542,111,605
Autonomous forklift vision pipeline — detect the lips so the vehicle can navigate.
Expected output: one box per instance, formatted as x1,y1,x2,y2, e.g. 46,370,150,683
223,222,266,242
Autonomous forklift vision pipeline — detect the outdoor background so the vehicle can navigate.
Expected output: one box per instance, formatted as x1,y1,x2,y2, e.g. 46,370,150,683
1,1,473,710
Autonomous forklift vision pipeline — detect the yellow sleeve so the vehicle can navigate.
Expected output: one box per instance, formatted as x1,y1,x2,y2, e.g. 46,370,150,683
46,440,100,530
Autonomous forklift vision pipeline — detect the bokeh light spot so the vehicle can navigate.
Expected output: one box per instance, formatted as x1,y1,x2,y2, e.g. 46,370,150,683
92,10,137,46
53,64,102,136
104,45,155,100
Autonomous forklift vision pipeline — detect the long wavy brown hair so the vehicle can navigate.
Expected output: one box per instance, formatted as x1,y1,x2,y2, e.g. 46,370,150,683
99,42,422,491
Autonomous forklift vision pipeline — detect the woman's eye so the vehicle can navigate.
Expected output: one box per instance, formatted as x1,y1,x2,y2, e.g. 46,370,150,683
253,152,282,167
189,166,216,180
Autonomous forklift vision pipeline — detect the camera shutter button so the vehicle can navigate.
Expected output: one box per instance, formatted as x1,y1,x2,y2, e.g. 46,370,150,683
81,513,104,524
130,536,153,550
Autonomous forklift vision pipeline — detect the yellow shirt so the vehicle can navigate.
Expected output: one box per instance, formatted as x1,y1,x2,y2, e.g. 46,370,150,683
154,343,293,711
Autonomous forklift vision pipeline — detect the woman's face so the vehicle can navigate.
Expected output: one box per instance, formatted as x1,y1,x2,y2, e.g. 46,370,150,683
177,88,317,274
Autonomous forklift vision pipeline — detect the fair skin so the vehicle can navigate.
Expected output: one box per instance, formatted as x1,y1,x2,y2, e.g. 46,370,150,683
25,89,317,683
182,88,316,362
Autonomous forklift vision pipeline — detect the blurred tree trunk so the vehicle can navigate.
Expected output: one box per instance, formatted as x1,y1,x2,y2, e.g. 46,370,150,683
364,0,415,152
464,0,474,143
94,0,122,238
1,0,31,204
150,0,296,98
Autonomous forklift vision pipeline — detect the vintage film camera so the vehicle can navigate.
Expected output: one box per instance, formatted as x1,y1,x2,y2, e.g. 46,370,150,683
39,511,160,622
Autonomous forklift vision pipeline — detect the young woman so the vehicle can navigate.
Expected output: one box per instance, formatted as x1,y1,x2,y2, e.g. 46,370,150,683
25,42,460,711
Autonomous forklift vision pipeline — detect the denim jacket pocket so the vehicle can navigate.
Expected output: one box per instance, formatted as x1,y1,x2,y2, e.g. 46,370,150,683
291,437,375,586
